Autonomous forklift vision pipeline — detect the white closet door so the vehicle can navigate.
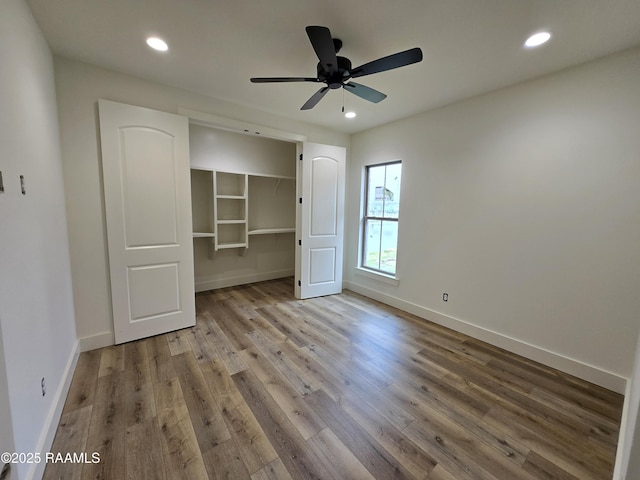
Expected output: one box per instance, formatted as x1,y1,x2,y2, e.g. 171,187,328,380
297,142,346,299
99,100,195,344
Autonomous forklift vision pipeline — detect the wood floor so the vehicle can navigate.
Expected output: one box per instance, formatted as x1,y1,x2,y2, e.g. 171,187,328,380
44,278,624,480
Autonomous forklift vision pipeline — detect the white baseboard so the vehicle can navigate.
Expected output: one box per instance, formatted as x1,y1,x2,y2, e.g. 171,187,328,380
344,280,627,394
195,269,294,293
26,339,80,480
78,330,114,352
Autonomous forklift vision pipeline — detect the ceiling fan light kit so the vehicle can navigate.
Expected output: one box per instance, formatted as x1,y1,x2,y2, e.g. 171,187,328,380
250,25,423,110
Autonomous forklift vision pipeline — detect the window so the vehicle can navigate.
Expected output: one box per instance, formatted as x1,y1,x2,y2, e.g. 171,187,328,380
361,161,402,276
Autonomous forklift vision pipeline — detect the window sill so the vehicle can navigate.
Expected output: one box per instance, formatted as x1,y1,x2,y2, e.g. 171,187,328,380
355,267,400,286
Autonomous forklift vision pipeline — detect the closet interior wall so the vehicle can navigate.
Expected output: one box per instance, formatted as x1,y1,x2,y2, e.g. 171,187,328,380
189,124,297,292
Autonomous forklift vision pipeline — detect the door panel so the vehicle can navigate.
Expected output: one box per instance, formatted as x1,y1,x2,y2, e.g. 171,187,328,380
121,127,178,247
297,142,346,299
99,100,195,344
309,248,337,284
128,263,181,320
310,157,339,235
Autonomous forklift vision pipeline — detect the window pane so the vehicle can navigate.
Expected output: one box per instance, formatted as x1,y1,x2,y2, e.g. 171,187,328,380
380,220,398,274
383,163,401,219
366,165,386,217
362,161,401,276
363,219,382,270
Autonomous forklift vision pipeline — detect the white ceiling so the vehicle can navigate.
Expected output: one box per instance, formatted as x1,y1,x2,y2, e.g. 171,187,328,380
27,0,640,134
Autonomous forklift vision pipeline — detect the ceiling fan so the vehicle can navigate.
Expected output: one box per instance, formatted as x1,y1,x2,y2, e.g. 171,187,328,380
250,26,423,110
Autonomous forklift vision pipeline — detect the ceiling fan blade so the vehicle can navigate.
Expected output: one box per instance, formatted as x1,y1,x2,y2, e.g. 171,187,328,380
301,86,330,110
306,26,338,73
344,82,387,103
251,77,318,83
350,47,423,79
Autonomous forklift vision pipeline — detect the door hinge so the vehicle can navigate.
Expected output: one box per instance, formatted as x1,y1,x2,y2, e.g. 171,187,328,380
298,239,301,246
299,154,303,160
298,280,301,287
299,197,302,204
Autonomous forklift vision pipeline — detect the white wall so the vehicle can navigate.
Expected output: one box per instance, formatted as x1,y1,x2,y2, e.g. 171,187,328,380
54,57,349,349
190,124,297,291
190,124,297,175
0,1,78,478
346,47,640,392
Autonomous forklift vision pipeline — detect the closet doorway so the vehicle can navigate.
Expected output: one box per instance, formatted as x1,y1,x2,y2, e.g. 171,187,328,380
183,110,346,299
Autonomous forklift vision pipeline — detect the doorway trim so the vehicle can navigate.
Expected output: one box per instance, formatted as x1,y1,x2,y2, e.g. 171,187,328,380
178,108,307,144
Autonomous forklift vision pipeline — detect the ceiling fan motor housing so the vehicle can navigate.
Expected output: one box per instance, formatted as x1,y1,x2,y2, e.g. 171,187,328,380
318,56,352,88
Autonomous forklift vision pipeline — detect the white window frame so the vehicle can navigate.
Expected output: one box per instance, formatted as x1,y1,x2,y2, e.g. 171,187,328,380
360,160,402,279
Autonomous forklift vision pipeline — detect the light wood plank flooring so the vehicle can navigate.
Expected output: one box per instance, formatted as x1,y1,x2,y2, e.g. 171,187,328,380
44,278,623,480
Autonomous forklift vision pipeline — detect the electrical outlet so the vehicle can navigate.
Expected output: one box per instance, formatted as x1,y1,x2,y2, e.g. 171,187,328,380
41,377,46,397
443,293,448,302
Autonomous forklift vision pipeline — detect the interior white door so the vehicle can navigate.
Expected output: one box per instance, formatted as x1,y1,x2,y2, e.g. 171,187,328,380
99,99,195,344
296,142,346,299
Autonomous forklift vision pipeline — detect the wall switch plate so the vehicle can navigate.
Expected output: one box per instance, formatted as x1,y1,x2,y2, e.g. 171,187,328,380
443,293,448,302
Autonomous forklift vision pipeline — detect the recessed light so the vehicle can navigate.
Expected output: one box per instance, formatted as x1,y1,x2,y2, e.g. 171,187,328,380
146,37,168,52
344,111,356,119
524,31,551,48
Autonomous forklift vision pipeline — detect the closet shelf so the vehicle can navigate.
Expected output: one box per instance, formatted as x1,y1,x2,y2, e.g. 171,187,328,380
217,219,246,225
216,194,245,200
248,228,295,236
192,232,215,238
217,242,248,249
